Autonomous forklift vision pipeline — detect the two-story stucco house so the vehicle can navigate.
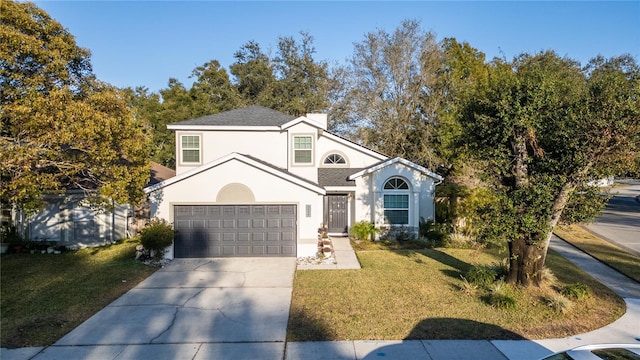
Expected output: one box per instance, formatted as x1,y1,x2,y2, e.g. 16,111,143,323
144,106,443,259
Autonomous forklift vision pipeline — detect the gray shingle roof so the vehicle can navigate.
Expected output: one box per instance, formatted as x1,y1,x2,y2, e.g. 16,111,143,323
241,154,322,189
318,168,364,187
169,105,296,127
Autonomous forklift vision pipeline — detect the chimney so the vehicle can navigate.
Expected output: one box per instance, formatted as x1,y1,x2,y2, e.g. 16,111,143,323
306,113,327,130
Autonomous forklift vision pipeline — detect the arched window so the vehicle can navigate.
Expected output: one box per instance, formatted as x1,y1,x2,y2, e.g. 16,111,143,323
383,177,410,225
323,153,346,165
383,178,409,190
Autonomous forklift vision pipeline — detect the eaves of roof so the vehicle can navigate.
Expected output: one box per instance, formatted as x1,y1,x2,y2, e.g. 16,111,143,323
348,157,444,182
143,153,326,195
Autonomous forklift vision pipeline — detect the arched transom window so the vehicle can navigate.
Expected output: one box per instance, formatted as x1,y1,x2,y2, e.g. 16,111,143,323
383,177,409,190
383,177,410,225
323,153,346,165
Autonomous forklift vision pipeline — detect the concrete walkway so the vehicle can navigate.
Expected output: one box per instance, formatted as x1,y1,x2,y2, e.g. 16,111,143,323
2,236,639,360
296,237,361,270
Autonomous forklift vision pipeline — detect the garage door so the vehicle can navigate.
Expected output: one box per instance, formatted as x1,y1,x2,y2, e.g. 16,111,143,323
173,205,297,258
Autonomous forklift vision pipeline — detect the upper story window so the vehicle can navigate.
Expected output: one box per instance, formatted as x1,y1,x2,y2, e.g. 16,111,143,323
293,135,313,164
323,153,346,165
181,134,201,164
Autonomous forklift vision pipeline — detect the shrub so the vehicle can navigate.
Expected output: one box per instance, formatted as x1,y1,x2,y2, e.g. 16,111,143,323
561,283,591,301
487,280,517,309
459,276,478,296
540,267,558,287
491,258,510,279
419,220,448,247
140,219,175,259
350,221,377,241
1,225,23,244
488,292,517,309
465,265,497,288
446,231,477,249
546,293,573,313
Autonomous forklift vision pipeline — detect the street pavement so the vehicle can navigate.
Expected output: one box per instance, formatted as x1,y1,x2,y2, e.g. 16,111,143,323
585,181,640,256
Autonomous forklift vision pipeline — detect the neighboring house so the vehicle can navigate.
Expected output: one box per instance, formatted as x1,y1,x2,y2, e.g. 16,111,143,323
144,105,443,259
11,162,174,249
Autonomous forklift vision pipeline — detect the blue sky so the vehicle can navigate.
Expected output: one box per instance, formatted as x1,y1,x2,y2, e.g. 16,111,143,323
34,1,640,94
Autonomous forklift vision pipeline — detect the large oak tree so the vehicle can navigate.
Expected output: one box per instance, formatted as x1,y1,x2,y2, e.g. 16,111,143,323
460,51,640,286
1,0,150,212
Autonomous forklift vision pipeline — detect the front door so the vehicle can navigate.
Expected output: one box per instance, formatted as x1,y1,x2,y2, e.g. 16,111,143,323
327,195,348,234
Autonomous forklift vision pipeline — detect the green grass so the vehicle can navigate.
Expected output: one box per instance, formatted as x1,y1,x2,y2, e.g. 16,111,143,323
0,239,157,348
287,247,625,341
554,224,640,283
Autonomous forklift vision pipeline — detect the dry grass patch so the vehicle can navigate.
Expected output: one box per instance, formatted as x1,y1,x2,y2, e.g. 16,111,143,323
0,239,157,348
554,224,640,282
288,248,624,341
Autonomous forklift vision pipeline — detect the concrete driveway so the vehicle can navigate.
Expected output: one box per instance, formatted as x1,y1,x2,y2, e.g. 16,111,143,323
34,258,296,359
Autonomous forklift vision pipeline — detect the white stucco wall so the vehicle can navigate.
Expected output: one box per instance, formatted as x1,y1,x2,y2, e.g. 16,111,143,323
175,130,287,175
148,158,325,257
352,163,438,232
175,122,387,182
316,135,386,169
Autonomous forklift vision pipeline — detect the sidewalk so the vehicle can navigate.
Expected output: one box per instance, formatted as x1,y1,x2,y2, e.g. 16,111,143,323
2,236,638,360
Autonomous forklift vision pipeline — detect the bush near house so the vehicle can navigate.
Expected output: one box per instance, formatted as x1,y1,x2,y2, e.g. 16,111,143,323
349,220,377,241
139,219,174,259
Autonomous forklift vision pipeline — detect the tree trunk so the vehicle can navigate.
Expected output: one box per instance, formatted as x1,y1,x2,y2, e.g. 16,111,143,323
506,235,547,286
507,180,580,287
538,181,577,273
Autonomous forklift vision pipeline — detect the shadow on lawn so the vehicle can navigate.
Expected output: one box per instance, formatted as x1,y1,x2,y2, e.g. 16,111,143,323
396,248,476,280
406,318,526,340
287,307,335,342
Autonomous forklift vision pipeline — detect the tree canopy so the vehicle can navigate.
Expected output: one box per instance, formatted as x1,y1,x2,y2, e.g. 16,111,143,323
129,31,332,168
459,51,640,286
1,0,150,212
331,20,445,169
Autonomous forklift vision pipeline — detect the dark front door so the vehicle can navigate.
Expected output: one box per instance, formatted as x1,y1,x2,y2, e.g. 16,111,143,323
327,195,348,234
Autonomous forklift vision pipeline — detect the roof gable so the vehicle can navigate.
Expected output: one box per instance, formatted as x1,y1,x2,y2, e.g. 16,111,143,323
348,157,444,181
144,153,325,195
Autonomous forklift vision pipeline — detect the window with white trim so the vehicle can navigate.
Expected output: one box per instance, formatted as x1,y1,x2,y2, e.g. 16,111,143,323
293,135,313,164
323,153,346,165
383,177,410,225
181,135,201,164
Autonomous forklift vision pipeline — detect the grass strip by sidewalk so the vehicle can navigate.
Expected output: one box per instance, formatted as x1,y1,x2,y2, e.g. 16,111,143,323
288,246,624,342
554,224,640,283
0,239,157,348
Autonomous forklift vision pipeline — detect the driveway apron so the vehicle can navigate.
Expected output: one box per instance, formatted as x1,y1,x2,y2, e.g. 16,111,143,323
54,258,295,346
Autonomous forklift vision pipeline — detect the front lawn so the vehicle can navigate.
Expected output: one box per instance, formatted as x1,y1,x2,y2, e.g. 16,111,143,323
0,239,157,348
287,246,625,341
